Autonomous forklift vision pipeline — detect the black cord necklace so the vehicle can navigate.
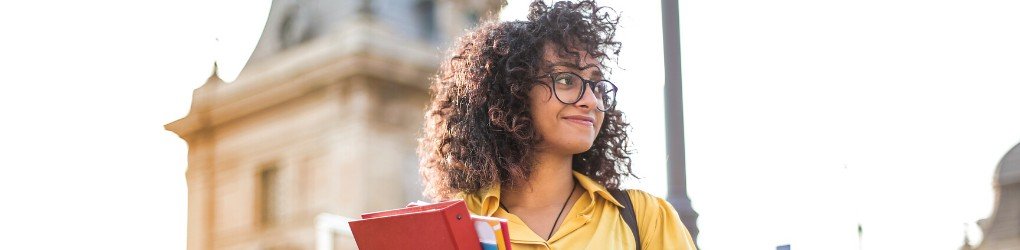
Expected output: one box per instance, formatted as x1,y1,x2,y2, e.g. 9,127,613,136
500,179,577,240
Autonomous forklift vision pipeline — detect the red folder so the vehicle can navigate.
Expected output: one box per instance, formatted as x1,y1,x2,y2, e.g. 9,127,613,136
348,200,482,250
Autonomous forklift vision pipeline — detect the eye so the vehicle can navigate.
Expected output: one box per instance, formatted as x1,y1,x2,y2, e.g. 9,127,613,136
554,75,574,87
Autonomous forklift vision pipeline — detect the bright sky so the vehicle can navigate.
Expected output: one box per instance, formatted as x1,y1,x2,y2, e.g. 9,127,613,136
1,0,1018,249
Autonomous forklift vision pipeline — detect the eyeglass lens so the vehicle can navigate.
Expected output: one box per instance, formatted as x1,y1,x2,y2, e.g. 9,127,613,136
551,73,616,111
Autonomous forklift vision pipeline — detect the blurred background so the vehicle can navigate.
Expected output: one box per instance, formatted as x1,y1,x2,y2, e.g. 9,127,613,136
1,0,1018,249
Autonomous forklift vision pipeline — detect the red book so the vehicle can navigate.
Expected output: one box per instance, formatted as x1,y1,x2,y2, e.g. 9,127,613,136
348,200,482,250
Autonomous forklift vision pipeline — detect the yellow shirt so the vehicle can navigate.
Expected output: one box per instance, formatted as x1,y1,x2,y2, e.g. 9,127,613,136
455,171,697,250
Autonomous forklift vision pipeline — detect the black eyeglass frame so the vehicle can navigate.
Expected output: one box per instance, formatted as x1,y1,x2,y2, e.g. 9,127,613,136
540,72,618,112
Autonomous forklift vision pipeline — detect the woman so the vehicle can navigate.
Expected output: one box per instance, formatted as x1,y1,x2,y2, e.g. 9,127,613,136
418,0,696,249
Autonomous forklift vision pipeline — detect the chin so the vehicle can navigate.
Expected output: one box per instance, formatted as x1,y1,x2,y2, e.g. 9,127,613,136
564,141,596,154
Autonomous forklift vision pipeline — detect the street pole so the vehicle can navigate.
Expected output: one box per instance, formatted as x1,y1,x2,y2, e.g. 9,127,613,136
661,0,699,245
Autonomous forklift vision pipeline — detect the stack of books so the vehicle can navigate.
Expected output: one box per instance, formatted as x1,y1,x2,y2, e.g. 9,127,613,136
348,200,512,250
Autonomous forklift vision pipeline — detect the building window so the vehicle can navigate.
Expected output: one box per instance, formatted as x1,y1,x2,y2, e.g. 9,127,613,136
258,165,283,228
466,10,480,28
416,0,437,41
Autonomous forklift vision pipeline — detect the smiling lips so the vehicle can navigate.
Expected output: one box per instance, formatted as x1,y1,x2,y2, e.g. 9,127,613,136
563,115,595,127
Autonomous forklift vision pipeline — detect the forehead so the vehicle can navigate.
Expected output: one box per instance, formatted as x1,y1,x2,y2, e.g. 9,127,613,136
541,43,602,74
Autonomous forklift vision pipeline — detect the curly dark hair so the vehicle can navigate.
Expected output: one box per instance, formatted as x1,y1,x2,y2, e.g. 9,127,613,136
418,0,632,200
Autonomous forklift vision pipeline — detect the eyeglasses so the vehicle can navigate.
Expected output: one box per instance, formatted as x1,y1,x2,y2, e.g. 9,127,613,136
542,72,618,112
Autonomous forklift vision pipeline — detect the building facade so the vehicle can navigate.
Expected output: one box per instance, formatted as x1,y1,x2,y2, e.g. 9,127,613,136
967,141,1020,250
165,1,502,249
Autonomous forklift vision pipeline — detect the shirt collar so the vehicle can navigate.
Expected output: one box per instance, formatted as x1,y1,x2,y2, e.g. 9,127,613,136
457,171,624,216
572,171,625,208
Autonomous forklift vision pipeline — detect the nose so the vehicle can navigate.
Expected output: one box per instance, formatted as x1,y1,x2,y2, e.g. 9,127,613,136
574,83,600,110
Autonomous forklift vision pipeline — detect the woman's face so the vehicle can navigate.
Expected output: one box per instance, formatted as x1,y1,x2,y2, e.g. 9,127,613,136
529,44,606,155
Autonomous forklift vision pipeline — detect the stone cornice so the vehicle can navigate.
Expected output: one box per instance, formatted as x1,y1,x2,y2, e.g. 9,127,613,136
166,19,441,142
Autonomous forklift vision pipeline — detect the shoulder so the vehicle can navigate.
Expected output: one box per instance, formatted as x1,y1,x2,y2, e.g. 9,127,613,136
622,189,676,219
622,189,696,249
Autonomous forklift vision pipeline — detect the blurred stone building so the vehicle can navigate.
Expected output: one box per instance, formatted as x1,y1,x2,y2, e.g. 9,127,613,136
963,141,1020,250
166,0,502,249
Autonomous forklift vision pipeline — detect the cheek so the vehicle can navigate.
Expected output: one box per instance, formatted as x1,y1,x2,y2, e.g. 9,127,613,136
528,87,558,133
528,85,552,105
528,86,553,113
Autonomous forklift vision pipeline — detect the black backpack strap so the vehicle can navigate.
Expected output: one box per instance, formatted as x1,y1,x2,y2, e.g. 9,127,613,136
609,189,641,250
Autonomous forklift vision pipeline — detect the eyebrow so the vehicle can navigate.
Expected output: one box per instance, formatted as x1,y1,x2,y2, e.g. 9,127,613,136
548,61,604,79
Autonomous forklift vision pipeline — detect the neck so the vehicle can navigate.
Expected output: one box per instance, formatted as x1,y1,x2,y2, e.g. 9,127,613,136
501,151,576,209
